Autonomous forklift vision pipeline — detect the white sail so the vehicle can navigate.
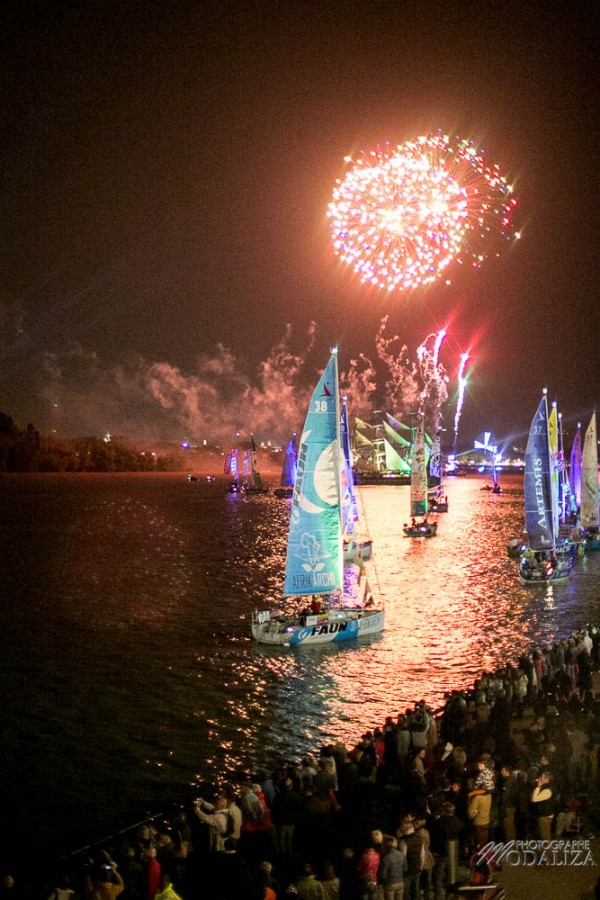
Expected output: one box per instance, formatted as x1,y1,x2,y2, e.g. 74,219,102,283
581,413,599,530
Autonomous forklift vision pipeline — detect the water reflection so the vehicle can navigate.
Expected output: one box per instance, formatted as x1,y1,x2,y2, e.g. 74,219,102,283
234,474,599,771
1,472,599,855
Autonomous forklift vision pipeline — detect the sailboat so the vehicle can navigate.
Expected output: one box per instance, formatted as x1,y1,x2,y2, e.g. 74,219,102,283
581,413,600,551
226,435,268,493
274,434,298,498
519,391,573,583
569,422,583,518
476,432,501,493
403,413,437,537
490,453,502,494
240,435,268,493
427,430,449,512
251,349,385,646
341,397,373,563
224,446,241,492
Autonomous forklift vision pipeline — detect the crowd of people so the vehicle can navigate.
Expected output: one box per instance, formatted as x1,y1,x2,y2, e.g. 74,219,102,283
9,627,600,899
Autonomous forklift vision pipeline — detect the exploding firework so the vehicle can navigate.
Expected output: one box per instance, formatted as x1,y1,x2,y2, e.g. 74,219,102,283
328,131,518,292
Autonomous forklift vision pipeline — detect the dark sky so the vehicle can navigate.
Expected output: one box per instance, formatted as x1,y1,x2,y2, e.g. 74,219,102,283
0,0,598,449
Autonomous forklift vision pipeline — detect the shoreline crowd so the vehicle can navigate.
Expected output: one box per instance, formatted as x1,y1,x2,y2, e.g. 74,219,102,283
7,626,600,900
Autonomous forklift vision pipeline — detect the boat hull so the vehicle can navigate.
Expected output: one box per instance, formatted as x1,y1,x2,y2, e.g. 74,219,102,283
228,483,269,494
519,556,573,583
403,522,437,538
251,608,385,646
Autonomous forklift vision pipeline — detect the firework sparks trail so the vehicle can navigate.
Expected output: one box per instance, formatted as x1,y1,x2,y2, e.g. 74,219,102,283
433,329,446,367
351,319,449,428
416,330,449,428
328,131,519,292
453,352,470,449
374,316,420,413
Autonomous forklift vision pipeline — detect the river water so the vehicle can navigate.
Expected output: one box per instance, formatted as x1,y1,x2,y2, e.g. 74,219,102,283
1,471,598,864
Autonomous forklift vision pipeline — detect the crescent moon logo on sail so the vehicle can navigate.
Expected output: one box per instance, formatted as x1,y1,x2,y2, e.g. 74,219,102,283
297,440,338,515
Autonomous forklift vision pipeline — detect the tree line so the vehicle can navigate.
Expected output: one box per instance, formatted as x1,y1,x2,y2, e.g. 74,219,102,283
0,413,179,473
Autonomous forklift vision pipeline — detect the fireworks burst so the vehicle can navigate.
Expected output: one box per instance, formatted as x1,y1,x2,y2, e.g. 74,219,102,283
328,131,518,292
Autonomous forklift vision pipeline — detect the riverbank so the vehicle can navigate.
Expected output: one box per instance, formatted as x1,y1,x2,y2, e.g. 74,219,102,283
17,627,600,899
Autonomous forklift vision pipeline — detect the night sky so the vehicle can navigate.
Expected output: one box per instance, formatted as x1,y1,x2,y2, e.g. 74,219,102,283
0,1,598,449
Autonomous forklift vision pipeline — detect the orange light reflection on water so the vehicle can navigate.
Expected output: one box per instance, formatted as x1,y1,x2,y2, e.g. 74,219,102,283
240,475,587,758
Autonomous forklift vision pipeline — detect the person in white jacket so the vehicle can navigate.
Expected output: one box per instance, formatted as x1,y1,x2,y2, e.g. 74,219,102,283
194,794,229,853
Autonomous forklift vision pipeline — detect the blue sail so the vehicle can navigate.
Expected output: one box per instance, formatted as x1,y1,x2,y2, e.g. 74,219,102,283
280,435,298,487
340,398,358,536
283,351,343,597
524,394,555,550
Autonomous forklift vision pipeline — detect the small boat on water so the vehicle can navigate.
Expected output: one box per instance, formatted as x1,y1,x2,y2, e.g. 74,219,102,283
251,349,385,647
519,391,573,583
274,434,298,499
476,432,502,493
224,446,241,492
403,414,437,538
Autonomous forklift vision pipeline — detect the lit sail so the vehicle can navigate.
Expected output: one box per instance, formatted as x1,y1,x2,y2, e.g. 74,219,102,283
411,414,428,518
384,437,411,474
548,405,560,536
283,351,343,597
224,447,238,480
340,398,358,536
428,431,442,490
243,435,263,489
569,423,582,509
581,413,599,530
524,394,554,550
383,420,411,448
280,435,298,488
